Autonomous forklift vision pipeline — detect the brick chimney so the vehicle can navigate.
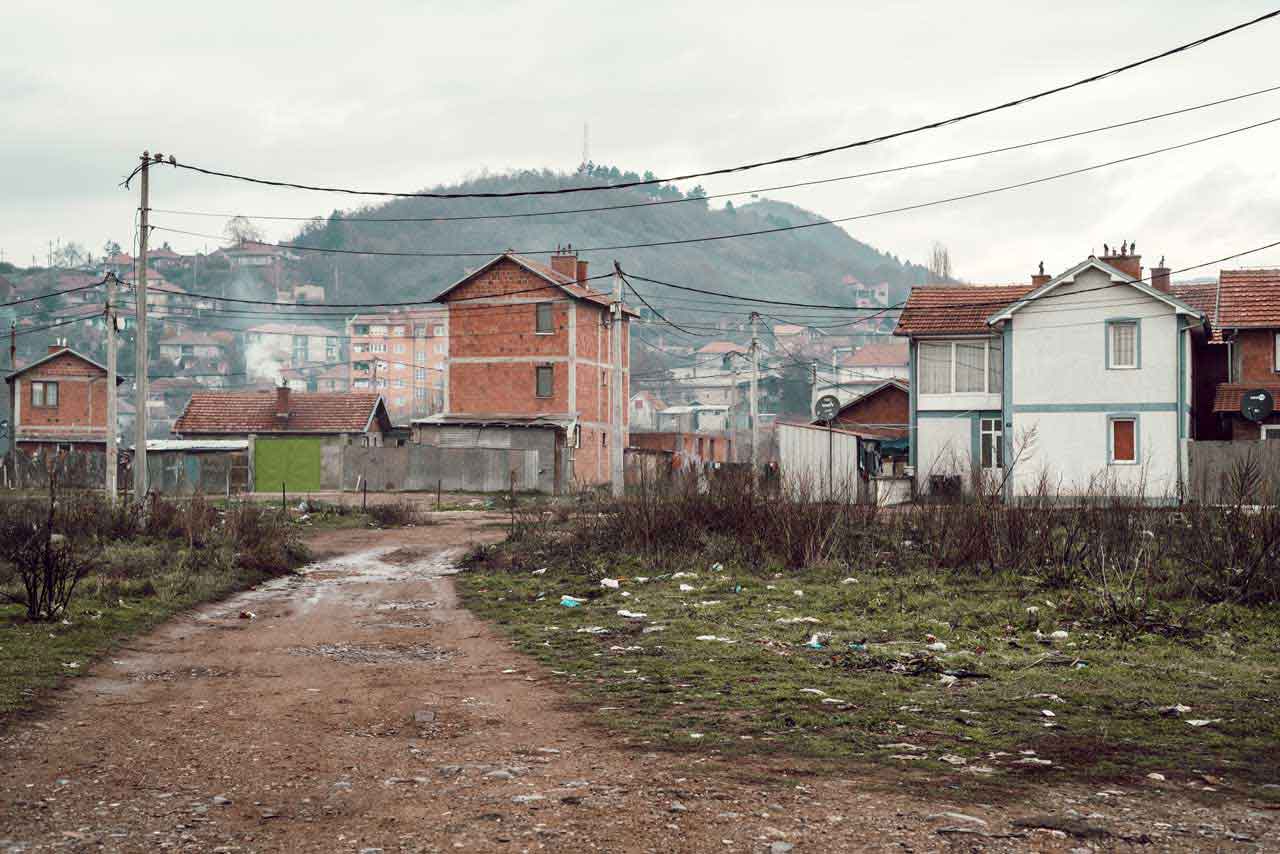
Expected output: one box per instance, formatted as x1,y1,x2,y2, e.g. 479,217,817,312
1099,240,1142,280
575,259,589,284
1150,262,1171,293
550,245,578,280
1031,261,1050,288
275,384,291,426
47,343,67,355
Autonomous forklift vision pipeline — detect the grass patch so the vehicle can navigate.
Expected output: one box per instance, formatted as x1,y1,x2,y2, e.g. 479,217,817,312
1,495,310,720
460,540,1280,794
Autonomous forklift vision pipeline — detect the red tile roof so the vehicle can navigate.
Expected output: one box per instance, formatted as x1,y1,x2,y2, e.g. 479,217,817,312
1216,269,1280,330
174,391,388,434
1212,382,1280,414
697,341,747,355
840,339,908,366
894,284,1033,336
436,253,639,316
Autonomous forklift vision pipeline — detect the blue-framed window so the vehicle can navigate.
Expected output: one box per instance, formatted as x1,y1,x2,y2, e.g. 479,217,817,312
1107,413,1140,465
1105,319,1140,370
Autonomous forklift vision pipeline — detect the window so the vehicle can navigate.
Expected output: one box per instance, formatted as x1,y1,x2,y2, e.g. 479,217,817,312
353,324,370,336
1107,320,1139,369
394,379,406,389
980,418,1003,469
433,325,445,337
415,351,426,364
353,379,370,390
536,302,554,334
919,342,951,394
988,337,1003,392
1262,425,1280,442
370,324,387,336
955,342,986,393
31,381,58,407
919,340,1003,394
392,326,406,337
394,343,406,354
434,341,445,354
1275,333,1280,372
415,368,427,380
414,325,427,338
353,342,368,354
369,343,387,353
326,336,340,361
535,365,554,398
1109,416,1137,464
292,335,308,364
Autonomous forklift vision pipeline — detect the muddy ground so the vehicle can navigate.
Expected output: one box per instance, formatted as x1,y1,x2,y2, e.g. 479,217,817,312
0,514,1274,852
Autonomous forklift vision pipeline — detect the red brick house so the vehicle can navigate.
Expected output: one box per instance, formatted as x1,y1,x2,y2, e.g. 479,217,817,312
424,249,636,488
1201,269,1280,440
4,345,124,455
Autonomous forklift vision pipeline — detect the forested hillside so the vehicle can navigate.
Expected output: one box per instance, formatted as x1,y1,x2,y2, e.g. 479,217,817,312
290,165,931,316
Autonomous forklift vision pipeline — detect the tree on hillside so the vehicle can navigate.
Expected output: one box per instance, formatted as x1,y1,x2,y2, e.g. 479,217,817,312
927,242,952,283
224,216,263,245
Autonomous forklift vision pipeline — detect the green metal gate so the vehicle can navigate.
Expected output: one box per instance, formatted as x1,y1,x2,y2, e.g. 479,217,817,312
254,437,322,493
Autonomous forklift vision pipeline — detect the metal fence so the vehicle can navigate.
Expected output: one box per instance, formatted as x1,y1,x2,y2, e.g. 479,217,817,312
1187,441,1280,504
341,445,544,494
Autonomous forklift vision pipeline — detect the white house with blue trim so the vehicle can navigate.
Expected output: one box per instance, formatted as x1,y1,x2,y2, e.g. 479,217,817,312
894,250,1205,500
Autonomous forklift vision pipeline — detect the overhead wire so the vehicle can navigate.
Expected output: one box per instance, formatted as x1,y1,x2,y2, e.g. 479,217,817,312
150,111,1280,259
147,81,1280,225
131,9,1280,198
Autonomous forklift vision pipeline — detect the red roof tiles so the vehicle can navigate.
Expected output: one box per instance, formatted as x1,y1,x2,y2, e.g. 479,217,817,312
840,339,908,367
1216,269,1280,330
894,284,1033,336
1213,382,1280,414
174,391,387,434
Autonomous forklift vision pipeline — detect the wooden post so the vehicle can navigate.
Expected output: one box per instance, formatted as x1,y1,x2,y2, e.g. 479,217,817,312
436,477,442,511
281,481,286,512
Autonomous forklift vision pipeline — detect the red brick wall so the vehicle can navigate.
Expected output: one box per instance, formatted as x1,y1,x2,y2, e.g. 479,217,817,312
1236,329,1278,381
630,431,733,463
833,386,908,438
18,352,110,438
449,362,569,415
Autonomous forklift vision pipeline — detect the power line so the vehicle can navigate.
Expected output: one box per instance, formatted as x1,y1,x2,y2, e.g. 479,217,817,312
138,10,1280,199
2,277,107,308
146,81,1280,224
151,111,1280,259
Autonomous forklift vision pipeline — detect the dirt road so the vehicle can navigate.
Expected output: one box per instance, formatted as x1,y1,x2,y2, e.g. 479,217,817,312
0,515,1272,852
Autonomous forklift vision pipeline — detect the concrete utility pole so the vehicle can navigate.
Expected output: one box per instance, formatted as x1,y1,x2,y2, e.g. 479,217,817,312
7,321,15,485
610,262,625,497
750,311,760,477
133,152,151,499
105,273,118,505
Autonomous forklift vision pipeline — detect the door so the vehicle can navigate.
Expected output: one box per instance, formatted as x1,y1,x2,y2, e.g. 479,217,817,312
979,418,1003,474
254,437,323,493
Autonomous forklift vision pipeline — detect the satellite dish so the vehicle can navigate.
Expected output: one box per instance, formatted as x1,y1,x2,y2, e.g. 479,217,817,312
814,394,841,423
1242,389,1275,423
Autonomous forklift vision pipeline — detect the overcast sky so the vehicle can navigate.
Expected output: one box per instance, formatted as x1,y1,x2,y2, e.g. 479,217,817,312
5,0,1280,284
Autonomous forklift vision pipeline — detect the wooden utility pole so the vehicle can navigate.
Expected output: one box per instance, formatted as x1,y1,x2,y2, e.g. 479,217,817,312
750,312,760,477
133,152,151,499
105,273,118,505
609,262,625,497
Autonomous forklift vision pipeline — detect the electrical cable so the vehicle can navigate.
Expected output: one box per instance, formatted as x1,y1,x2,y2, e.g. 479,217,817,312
147,81,1280,224
151,112,1280,259
132,10,1280,199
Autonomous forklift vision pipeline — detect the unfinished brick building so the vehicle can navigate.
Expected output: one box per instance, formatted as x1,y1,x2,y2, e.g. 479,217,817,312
4,345,124,455
421,250,636,489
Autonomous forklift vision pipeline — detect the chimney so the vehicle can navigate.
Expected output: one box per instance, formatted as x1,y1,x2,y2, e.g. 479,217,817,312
275,384,291,426
1099,239,1142,280
575,259,589,284
1031,261,1050,288
47,343,67,355
549,244,578,280
1151,262,1171,293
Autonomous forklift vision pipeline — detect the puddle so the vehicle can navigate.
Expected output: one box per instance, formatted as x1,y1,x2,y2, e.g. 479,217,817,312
376,600,438,612
287,642,453,664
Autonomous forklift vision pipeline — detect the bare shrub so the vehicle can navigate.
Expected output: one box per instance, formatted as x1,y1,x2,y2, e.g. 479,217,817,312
0,478,100,621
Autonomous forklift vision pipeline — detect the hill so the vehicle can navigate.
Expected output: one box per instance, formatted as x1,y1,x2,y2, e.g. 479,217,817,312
289,165,931,318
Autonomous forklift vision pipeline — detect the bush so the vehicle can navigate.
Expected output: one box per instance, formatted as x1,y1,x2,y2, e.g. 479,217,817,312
366,498,422,528
225,501,309,575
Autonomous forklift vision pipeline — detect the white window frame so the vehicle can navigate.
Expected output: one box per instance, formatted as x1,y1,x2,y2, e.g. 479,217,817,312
980,417,1003,470
918,339,1002,395
1274,332,1280,372
1106,319,1140,370
1262,425,1280,442
1108,415,1140,465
